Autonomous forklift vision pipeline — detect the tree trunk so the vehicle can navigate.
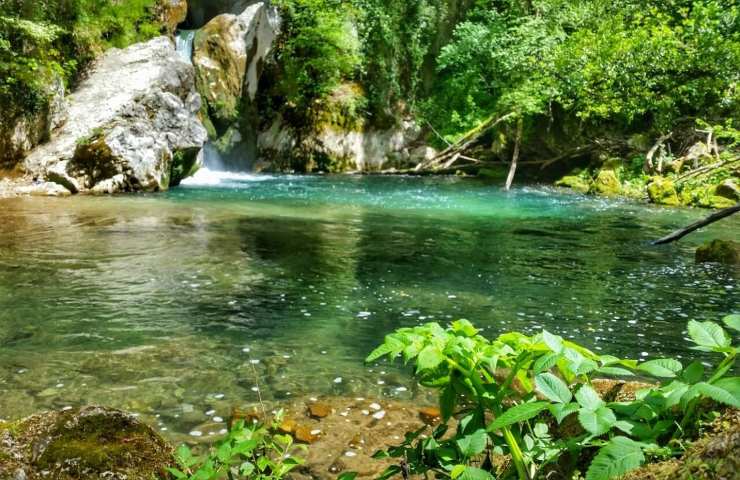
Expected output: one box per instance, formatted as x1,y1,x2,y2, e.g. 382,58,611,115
505,118,523,191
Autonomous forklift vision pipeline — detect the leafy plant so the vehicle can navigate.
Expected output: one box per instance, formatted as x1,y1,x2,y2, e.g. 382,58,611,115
167,412,306,480
367,315,739,480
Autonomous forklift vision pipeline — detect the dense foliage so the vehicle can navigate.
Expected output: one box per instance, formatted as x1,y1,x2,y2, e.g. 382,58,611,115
367,316,739,480
0,0,162,115
168,413,305,480
263,0,739,160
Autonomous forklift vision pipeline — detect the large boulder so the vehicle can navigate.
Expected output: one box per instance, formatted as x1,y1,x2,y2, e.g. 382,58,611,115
157,0,189,35
258,118,426,172
589,169,622,196
647,176,680,206
193,2,280,125
23,36,207,194
0,406,173,480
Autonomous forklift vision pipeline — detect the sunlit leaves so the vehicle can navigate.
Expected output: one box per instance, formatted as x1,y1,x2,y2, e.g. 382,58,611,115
637,358,683,378
535,373,572,404
487,402,549,432
586,436,645,480
687,320,731,351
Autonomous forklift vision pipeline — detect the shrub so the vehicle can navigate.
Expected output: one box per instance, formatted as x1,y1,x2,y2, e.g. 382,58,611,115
368,315,739,480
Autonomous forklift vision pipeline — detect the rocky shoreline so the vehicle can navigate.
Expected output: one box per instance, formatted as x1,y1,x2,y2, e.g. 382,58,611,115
2,381,738,480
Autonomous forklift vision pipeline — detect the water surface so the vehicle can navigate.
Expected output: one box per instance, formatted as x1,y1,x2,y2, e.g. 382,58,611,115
0,173,737,440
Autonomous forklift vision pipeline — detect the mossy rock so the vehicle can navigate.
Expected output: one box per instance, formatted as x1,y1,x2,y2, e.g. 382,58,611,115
708,195,737,209
714,179,739,202
695,240,740,265
555,175,590,194
589,169,621,196
0,406,173,480
647,177,680,206
622,409,739,480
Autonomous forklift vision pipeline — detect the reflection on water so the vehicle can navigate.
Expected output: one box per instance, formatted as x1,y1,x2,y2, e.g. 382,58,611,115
0,175,737,441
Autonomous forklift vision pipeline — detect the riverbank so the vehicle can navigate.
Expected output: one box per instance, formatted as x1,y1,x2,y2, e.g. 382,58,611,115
2,390,737,479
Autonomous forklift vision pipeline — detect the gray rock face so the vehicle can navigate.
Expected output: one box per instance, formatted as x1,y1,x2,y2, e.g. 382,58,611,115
193,1,280,123
23,36,207,194
258,119,431,172
0,76,66,170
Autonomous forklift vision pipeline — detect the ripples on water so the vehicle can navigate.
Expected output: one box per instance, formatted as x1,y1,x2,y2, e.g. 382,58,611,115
0,174,737,441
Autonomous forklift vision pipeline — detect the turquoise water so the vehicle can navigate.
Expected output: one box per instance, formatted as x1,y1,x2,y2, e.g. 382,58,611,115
0,173,737,441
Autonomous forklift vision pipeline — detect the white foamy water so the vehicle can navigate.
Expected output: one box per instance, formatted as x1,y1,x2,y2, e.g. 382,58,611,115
180,168,276,186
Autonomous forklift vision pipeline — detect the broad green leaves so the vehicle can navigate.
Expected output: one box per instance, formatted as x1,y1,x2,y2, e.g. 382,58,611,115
724,314,740,332
688,320,731,352
487,402,550,432
579,407,617,436
456,429,488,458
586,437,645,480
535,373,572,404
368,317,737,480
637,358,683,378
575,385,604,411
417,345,445,372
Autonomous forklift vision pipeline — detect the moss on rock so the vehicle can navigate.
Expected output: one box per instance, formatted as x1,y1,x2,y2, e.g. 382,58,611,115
0,406,173,480
695,239,740,265
589,169,621,196
647,177,680,206
555,174,591,193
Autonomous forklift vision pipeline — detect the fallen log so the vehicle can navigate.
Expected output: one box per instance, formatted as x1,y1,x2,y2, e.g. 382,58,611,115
652,204,740,245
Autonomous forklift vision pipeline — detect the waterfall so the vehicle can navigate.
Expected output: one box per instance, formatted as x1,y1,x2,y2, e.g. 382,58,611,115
175,30,196,62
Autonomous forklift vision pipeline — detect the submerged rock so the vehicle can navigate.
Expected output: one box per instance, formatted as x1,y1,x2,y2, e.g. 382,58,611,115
23,36,207,194
695,239,740,265
0,406,173,480
647,176,680,206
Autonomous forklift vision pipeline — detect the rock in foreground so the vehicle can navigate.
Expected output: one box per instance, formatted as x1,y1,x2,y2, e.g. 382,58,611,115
23,36,207,194
0,406,173,480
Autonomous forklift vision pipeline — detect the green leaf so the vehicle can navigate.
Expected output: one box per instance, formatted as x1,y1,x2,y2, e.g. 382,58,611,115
366,335,405,362
533,352,560,374
578,406,617,436
596,366,634,377
440,384,456,420
638,358,683,378
452,319,479,337
487,402,549,432
417,345,445,372
549,402,580,424
586,436,645,480
682,361,705,384
165,468,188,480
458,466,495,480
723,314,740,332
456,429,488,458
451,465,466,479
535,373,572,404
692,382,740,408
713,377,740,400
338,472,358,480
542,330,564,353
687,320,731,350
575,385,604,411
